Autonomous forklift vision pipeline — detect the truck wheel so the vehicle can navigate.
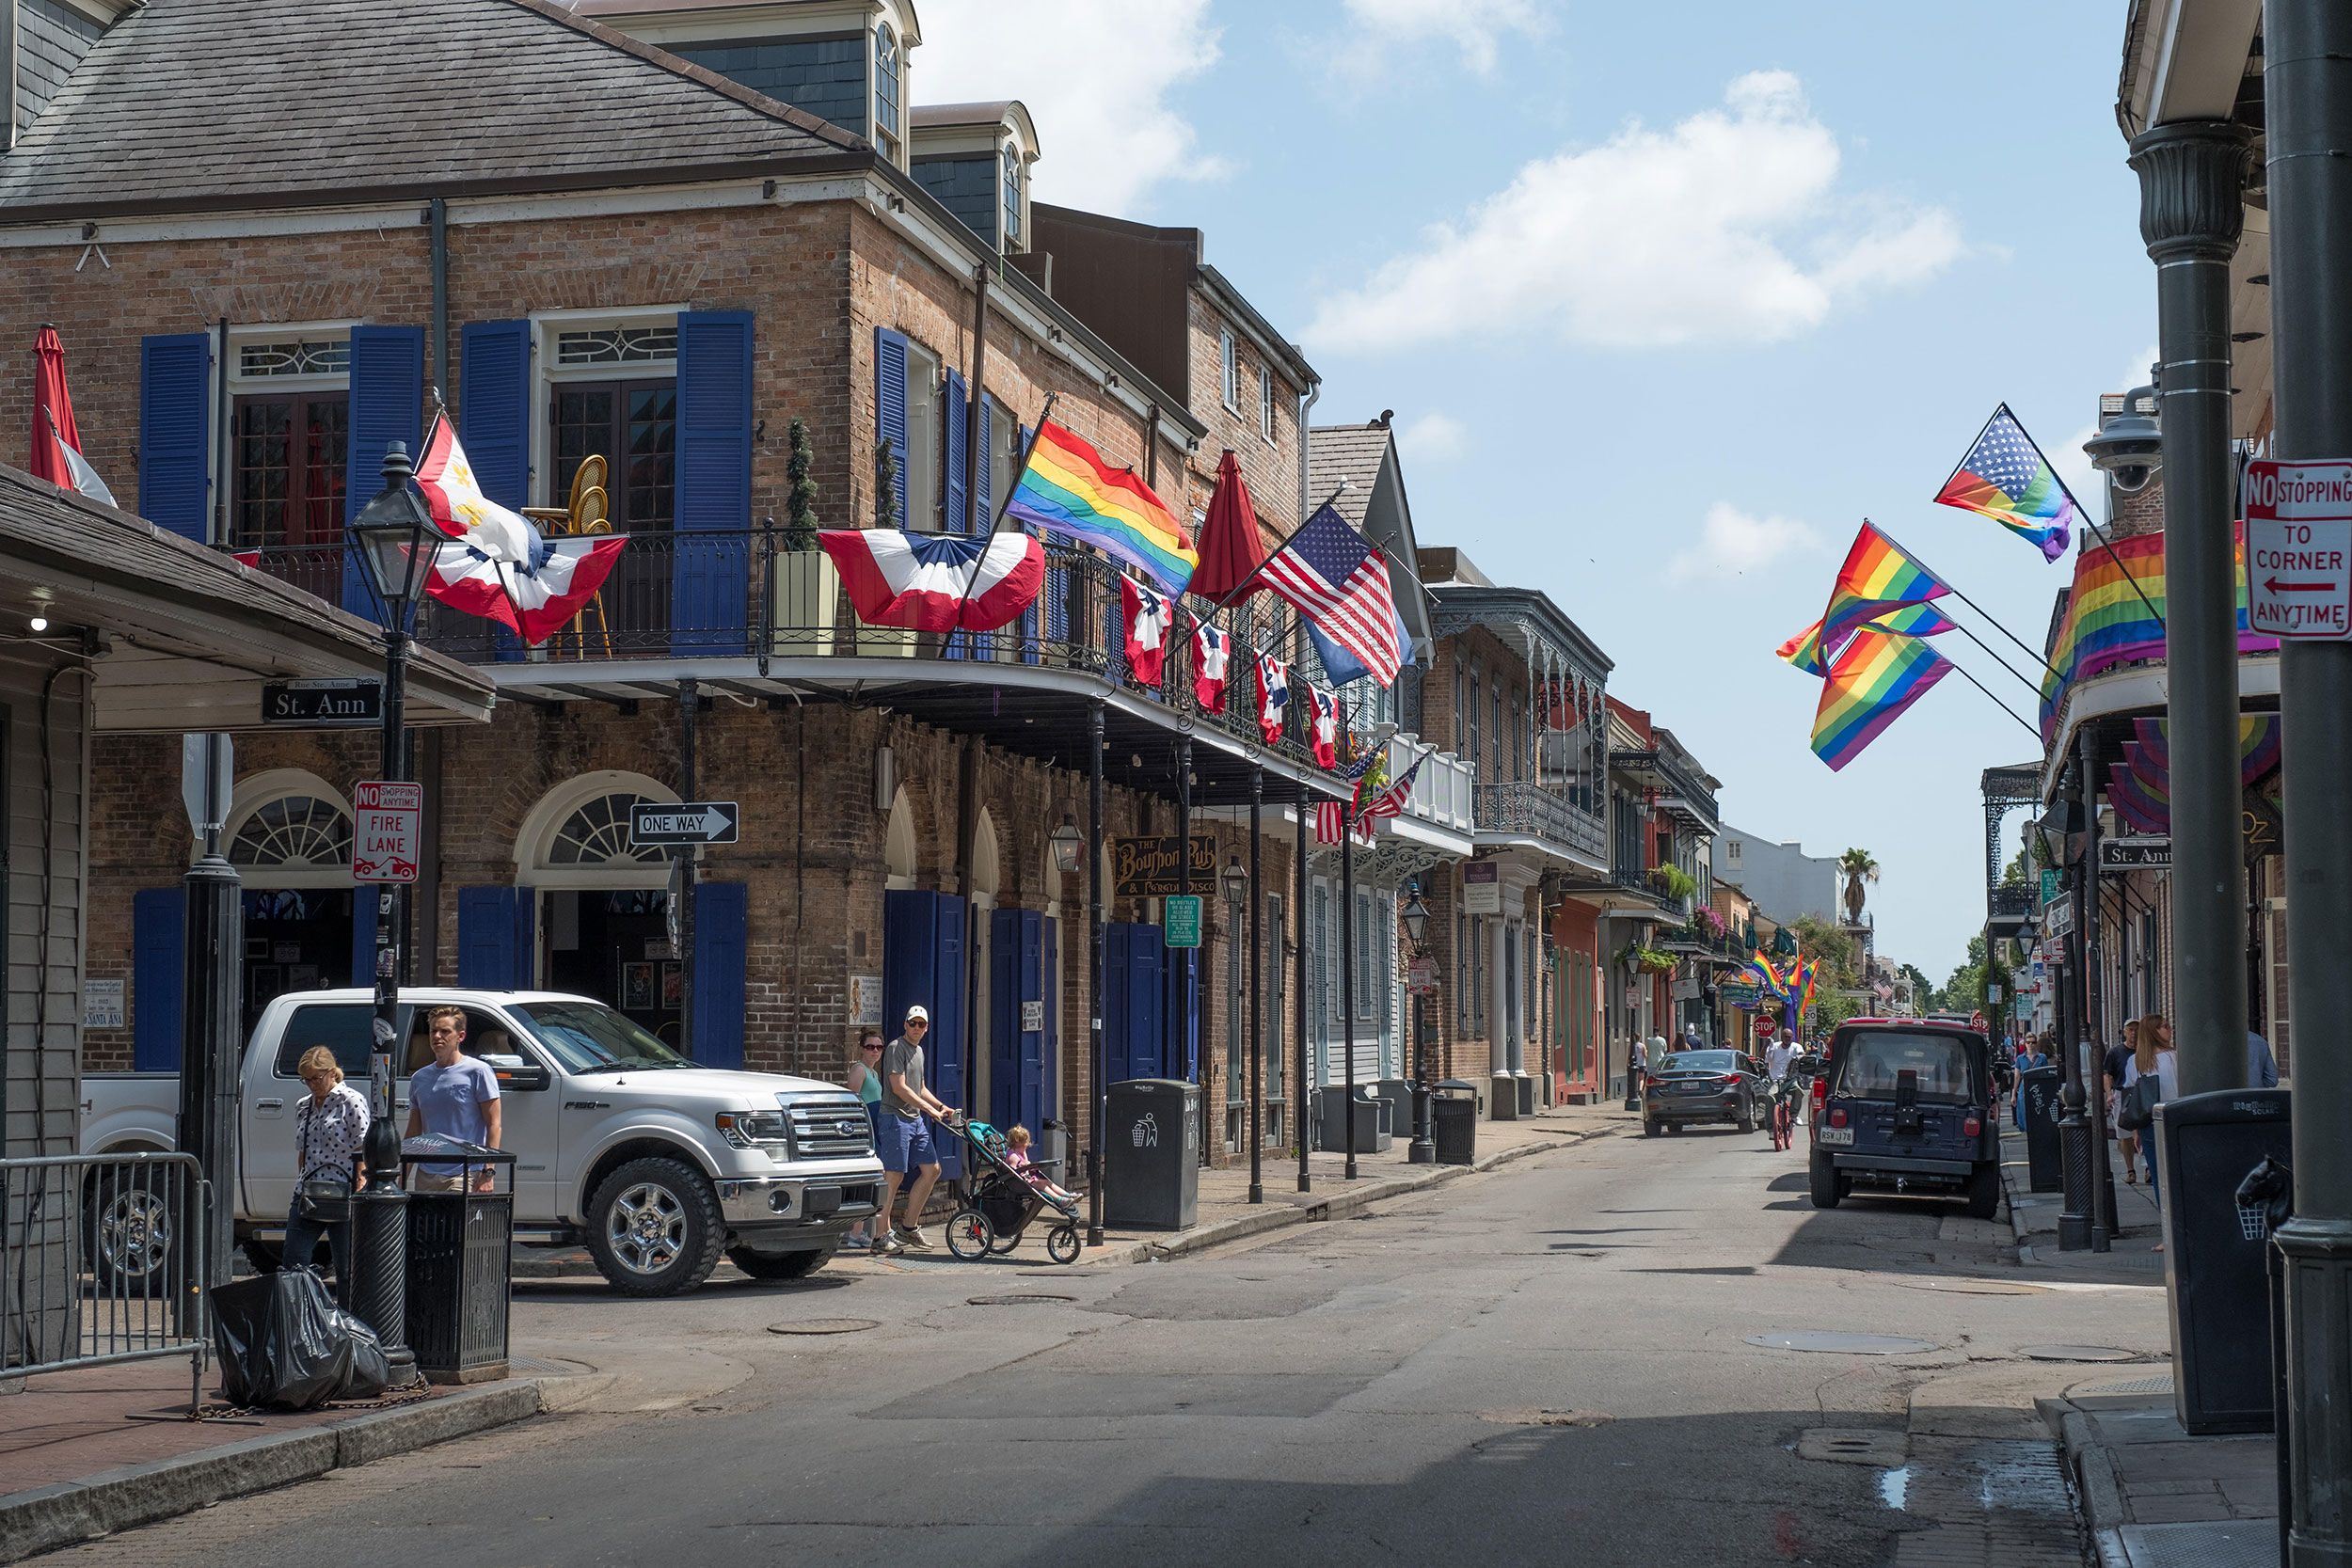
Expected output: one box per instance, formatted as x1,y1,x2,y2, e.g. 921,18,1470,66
1963,1164,2002,1221
725,1244,834,1281
1809,1150,1843,1209
587,1157,723,1297
86,1168,173,1296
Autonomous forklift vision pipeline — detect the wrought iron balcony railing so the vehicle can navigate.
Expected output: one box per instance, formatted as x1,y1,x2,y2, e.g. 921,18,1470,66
1473,779,1606,864
1384,734,1475,834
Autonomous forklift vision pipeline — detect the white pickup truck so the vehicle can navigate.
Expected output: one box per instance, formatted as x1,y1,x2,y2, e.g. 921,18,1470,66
79,988,884,1296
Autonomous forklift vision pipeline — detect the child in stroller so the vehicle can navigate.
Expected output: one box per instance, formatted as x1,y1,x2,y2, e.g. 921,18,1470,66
946,1119,1084,1264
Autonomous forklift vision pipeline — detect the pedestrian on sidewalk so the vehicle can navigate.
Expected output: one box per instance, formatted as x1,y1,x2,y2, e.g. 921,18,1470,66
2122,1013,2176,1227
843,1030,885,1249
285,1046,368,1302
2106,1020,2139,1185
2012,1035,2048,1131
2246,1028,2280,1089
405,1006,502,1193
874,1005,958,1255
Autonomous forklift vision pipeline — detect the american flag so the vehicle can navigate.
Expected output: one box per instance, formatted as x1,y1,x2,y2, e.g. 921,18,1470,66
1358,752,1427,821
1262,504,1403,687
1313,798,1375,846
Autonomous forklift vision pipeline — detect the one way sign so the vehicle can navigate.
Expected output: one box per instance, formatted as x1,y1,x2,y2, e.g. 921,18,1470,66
629,801,740,846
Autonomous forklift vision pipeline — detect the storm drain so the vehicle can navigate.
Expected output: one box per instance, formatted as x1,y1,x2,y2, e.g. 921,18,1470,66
1798,1427,1909,1465
2018,1343,2140,1363
965,1293,1077,1307
2076,1372,2176,1397
767,1318,879,1336
1747,1330,1940,1355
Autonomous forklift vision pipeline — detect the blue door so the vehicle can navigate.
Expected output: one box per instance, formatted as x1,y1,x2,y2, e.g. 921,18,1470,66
883,889,968,1178
1104,922,1166,1084
1040,916,1059,1130
989,908,1047,1133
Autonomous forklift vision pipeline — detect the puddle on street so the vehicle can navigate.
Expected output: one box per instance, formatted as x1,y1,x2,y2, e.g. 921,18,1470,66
1878,1465,1910,1510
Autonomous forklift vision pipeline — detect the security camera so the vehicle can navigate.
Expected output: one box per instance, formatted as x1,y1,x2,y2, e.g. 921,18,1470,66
2085,385,2162,494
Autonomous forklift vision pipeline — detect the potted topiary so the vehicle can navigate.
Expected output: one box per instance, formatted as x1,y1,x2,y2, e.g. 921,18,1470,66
775,417,839,656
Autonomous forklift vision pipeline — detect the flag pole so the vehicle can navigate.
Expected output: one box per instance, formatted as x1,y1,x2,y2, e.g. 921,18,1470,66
2002,402,2170,633
1945,621,2046,698
1207,483,1350,610
1940,656,2044,740
1867,520,2066,682
941,390,1057,657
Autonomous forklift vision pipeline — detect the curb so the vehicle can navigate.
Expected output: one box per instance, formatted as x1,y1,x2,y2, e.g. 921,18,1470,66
2036,1396,2133,1568
1099,1123,1600,1266
0,1379,543,1564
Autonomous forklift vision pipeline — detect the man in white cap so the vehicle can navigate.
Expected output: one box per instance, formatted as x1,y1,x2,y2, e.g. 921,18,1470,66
873,1003,956,1254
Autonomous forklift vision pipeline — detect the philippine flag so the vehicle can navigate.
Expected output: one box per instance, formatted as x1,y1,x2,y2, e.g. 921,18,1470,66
1255,651,1291,747
1307,684,1340,768
1193,617,1231,713
818,529,1043,632
1120,575,1174,688
412,416,627,646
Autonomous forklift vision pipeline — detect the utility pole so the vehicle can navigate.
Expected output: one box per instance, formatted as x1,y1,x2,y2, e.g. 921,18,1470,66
2259,3,2352,1555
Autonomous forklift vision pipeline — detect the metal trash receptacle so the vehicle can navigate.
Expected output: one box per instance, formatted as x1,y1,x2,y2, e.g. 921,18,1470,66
1434,1080,1478,1165
400,1139,515,1385
2017,1066,2062,1193
1104,1080,1200,1230
2155,1087,2291,1434
1313,1086,1392,1153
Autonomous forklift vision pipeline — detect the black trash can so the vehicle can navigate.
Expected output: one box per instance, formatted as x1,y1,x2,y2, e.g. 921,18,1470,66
1433,1079,1478,1165
2154,1087,2291,1434
2018,1066,2063,1193
1314,1086,1393,1153
400,1139,515,1385
1104,1079,1200,1230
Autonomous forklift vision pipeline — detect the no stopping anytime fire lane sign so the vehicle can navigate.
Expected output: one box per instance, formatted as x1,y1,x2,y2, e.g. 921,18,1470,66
2246,458,2352,639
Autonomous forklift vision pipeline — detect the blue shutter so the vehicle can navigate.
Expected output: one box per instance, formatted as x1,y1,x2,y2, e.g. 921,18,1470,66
343,325,426,618
691,881,746,1069
1128,926,1164,1081
1040,915,1059,1126
512,887,536,989
990,907,1019,1130
674,309,753,654
349,888,379,990
456,887,515,989
457,321,532,507
1104,924,1132,1085
975,393,994,532
930,895,966,1177
943,369,968,534
137,333,212,541
874,327,910,528
132,889,186,1073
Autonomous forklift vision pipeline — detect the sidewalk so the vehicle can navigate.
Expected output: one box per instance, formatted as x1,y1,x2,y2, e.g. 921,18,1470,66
1994,1117,2280,1567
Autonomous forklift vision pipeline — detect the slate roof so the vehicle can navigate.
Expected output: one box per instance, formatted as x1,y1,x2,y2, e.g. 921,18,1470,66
0,0,868,221
1308,420,1394,531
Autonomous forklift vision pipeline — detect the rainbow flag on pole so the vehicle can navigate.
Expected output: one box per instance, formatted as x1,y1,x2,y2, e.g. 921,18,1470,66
1934,404,2078,562
1005,419,1199,595
1812,624,1955,770
1819,524,1950,650
1777,601,1959,676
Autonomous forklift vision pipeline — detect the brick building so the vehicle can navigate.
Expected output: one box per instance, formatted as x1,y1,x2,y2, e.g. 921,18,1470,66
0,0,1359,1175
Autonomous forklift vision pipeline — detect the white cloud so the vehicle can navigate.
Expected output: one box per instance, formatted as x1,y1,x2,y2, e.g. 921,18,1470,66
1335,0,1550,77
912,0,1225,214
1396,411,1469,464
1306,71,1964,356
2057,342,2159,523
1665,502,1824,584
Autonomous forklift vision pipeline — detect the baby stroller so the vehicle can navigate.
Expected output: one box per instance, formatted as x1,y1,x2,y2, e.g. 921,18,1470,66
945,1119,1083,1264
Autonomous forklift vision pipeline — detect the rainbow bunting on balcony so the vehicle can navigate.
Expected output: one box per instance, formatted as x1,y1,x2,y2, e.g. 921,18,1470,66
1812,624,1955,771
1004,419,1198,595
1819,524,1951,651
2037,530,2279,737
1776,601,1960,676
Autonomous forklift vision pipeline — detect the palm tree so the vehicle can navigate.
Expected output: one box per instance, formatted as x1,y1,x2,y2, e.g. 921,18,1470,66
1838,847,1879,925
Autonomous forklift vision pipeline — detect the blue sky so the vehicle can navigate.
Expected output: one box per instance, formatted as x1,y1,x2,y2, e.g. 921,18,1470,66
920,1,2149,980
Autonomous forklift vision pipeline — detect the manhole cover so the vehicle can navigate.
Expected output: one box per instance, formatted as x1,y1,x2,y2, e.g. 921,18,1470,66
1886,1277,2045,1297
506,1355,596,1377
965,1293,1075,1307
2076,1373,2174,1396
2020,1344,2139,1363
767,1318,879,1336
1746,1331,1939,1355
1797,1428,1909,1465
1479,1408,1613,1428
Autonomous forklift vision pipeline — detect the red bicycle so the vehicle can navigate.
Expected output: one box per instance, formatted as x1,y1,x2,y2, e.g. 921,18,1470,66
1767,1077,1798,1151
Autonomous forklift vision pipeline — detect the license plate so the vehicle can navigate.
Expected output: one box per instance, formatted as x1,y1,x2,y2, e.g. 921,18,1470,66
1817,1125,1854,1146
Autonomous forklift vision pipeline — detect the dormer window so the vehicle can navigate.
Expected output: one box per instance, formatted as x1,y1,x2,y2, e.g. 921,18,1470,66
1002,146,1023,248
873,23,901,156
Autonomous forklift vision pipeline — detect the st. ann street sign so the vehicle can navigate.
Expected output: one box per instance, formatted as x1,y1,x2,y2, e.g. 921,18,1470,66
262,678,382,726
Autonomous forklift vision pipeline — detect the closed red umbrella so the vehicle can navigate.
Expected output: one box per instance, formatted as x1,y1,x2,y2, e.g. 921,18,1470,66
1187,448,1269,604
30,325,83,488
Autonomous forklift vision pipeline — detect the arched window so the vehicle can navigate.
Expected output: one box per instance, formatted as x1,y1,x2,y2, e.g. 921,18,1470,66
548,793,663,866
229,795,353,876
873,23,900,150
1002,146,1022,245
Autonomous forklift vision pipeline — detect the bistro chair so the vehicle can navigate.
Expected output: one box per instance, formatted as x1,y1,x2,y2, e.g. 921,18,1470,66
525,457,615,659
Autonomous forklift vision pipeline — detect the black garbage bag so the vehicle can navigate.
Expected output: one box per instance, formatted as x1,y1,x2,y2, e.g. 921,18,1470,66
340,1315,392,1401
210,1269,354,1410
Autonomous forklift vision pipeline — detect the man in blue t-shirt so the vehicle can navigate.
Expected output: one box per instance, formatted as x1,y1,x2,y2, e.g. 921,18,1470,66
405,1006,502,1192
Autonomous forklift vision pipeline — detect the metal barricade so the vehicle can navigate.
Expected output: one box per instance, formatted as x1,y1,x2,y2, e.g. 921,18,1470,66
0,1151,209,1410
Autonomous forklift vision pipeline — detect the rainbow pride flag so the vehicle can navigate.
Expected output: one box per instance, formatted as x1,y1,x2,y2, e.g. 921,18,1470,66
1819,524,1950,650
1934,404,2078,562
1005,419,1198,595
1813,624,1955,771
2036,529,2279,736
1777,601,1959,676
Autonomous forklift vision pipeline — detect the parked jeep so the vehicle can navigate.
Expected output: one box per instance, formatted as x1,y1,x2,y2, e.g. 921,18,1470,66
1807,1018,2001,1220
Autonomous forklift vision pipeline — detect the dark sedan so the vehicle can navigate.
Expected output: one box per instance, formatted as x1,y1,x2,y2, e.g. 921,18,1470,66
1642,1049,1762,1135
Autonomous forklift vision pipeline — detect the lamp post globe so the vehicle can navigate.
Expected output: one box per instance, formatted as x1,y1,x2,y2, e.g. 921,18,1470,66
1049,815,1085,877
1220,853,1248,915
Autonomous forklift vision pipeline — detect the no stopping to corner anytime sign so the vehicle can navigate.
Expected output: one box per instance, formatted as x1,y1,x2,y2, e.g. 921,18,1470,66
2245,458,2352,639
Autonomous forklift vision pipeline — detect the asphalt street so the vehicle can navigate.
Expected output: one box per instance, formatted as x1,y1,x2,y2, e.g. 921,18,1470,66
46,1120,2169,1566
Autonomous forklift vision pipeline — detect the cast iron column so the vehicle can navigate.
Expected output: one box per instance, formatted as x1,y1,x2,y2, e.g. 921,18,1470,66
1086,697,1106,1246
178,737,240,1295
1296,776,1311,1194
2262,5,2352,1555
2080,727,2114,1251
351,616,414,1385
2129,118,2255,1100
1408,975,1435,1164
1178,735,1194,1105
675,676,698,1059
1248,763,1263,1203
1339,796,1358,1180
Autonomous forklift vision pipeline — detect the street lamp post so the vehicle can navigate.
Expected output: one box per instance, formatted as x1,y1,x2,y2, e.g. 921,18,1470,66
1221,850,1255,1202
1402,887,1434,1164
345,438,436,1386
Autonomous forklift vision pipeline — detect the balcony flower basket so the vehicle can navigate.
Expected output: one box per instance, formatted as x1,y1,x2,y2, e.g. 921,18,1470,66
1615,940,1677,976
1695,907,1726,939
1651,864,1698,903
